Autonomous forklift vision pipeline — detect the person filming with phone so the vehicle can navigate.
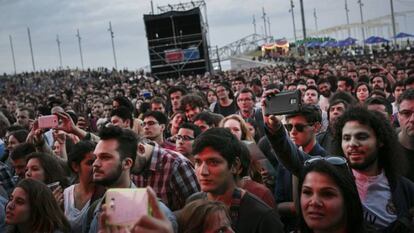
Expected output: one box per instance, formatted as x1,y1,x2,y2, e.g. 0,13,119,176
262,88,414,232
83,126,177,233
262,91,327,231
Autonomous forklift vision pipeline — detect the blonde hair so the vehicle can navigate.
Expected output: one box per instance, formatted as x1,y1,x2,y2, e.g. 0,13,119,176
219,114,254,142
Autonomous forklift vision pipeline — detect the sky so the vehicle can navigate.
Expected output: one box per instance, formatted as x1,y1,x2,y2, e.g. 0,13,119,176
0,0,413,74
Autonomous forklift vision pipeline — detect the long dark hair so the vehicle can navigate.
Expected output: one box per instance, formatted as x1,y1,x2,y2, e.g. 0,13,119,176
297,160,365,233
26,152,69,188
7,179,71,233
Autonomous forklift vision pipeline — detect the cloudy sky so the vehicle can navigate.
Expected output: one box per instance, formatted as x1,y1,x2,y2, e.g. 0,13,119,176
0,0,413,74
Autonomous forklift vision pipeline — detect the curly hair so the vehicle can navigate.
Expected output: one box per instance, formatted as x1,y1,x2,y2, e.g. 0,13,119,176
180,94,206,110
333,106,405,183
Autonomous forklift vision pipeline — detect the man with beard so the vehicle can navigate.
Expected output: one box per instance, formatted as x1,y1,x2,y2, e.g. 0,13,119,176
89,100,105,132
317,78,332,111
167,86,187,117
14,108,34,130
397,89,414,182
84,126,177,233
370,75,393,102
263,89,414,231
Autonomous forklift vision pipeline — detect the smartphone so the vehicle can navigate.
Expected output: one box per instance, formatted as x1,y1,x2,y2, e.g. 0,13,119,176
264,90,301,116
371,68,380,74
38,115,58,129
46,181,60,191
105,188,150,227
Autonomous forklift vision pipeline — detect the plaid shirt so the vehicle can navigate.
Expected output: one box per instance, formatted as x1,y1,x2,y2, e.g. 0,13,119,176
0,161,15,195
131,145,200,211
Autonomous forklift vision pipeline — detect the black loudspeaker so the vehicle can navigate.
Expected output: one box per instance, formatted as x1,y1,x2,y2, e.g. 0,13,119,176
144,8,211,79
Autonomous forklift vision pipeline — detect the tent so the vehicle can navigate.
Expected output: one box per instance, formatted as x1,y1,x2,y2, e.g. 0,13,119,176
394,32,414,39
337,38,356,47
305,41,321,48
365,36,389,44
343,37,357,43
261,39,289,56
320,40,337,47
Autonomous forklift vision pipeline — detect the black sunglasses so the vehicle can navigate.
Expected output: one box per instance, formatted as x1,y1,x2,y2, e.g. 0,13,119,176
304,156,348,167
284,123,312,132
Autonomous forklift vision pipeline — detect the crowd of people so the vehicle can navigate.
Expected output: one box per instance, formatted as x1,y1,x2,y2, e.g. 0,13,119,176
0,49,414,233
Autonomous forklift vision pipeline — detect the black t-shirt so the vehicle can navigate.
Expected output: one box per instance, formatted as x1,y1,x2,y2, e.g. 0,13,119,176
402,145,414,183
186,191,284,233
213,100,238,117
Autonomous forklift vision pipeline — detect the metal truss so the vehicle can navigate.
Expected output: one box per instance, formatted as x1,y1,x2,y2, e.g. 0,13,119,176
307,10,414,39
157,1,206,13
210,33,274,62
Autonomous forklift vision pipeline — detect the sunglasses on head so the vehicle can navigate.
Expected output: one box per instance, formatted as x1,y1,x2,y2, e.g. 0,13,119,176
284,123,313,132
304,156,348,167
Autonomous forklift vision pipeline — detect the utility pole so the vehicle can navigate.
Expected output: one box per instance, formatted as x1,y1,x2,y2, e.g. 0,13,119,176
56,35,63,69
216,45,222,71
299,0,308,60
262,7,268,39
108,21,118,70
253,15,257,34
76,29,84,70
357,0,366,45
27,27,36,71
289,0,297,42
268,16,271,38
299,0,307,40
9,35,17,74
390,0,397,43
9,35,17,75
345,0,351,37
150,0,154,14
313,8,318,32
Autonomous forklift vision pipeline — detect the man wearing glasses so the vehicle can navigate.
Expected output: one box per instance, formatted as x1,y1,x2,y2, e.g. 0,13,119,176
397,89,414,182
175,122,201,165
142,111,175,150
236,88,265,140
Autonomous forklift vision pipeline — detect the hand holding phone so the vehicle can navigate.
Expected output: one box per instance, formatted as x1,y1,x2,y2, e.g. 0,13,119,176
38,115,58,129
105,188,149,227
99,187,173,233
264,90,301,116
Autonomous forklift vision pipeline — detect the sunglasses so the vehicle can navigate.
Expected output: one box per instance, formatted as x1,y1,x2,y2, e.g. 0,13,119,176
284,123,312,132
304,156,348,167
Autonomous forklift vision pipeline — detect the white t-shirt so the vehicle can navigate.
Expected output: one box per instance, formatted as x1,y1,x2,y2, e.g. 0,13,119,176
353,170,397,229
63,184,91,233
